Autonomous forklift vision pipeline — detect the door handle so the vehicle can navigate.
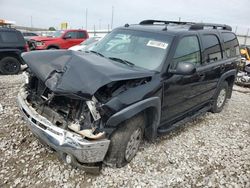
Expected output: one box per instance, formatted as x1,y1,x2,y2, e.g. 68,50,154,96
198,73,205,77
197,73,205,81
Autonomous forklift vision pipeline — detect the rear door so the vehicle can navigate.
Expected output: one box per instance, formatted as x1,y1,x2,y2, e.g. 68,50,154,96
195,32,225,103
77,31,88,42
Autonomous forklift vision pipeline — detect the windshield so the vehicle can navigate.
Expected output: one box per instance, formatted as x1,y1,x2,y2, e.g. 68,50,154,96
52,30,64,38
91,29,173,71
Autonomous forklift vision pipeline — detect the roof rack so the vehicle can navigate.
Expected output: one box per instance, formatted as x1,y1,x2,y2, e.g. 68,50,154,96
189,23,232,31
139,20,193,25
139,20,232,31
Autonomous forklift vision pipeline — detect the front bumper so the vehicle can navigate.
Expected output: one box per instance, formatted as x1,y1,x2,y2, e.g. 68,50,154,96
27,40,45,50
34,45,46,50
17,87,110,166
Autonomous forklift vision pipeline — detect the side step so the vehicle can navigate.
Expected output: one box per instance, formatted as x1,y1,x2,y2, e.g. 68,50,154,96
157,105,211,134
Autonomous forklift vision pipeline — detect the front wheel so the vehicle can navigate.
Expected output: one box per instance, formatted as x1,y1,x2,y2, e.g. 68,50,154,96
0,57,21,75
104,114,145,167
47,47,58,50
211,81,228,113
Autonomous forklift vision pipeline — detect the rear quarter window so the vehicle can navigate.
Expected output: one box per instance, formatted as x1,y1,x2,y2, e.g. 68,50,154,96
0,30,25,48
221,32,240,58
0,31,19,43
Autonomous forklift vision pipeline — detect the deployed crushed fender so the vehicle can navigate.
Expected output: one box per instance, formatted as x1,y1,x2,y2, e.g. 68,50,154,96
22,50,154,99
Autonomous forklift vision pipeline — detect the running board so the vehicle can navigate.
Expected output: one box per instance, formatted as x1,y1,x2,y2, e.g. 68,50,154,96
157,105,211,134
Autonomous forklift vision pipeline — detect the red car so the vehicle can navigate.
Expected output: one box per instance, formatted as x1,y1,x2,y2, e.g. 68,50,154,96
29,30,89,50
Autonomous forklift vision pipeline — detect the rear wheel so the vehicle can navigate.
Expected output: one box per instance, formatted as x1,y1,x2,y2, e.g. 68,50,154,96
104,114,145,167
0,57,21,75
211,81,228,113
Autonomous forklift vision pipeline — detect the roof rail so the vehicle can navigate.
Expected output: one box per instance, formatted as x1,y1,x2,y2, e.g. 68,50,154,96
139,20,193,25
139,20,232,31
189,23,232,31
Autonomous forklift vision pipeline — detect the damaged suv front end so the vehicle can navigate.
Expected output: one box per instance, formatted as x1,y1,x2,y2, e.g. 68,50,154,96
18,85,110,173
18,28,171,173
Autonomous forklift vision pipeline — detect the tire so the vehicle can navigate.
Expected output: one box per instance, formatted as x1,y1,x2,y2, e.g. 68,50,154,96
211,81,228,113
0,57,21,75
104,114,145,167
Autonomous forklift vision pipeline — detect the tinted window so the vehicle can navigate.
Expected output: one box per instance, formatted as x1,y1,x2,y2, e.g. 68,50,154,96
64,31,78,39
172,36,201,68
78,31,86,39
222,32,240,58
0,31,19,43
202,35,222,63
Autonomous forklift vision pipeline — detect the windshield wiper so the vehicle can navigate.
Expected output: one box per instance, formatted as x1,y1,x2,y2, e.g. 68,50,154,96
108,57,134,66
89,50,104,57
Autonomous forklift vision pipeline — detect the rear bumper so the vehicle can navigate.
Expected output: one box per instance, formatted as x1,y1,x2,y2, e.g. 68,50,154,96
17,87,110,165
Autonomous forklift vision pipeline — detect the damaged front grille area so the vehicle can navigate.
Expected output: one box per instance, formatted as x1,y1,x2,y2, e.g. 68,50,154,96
26,75,104,139
22,106,63,136
17,86,111,166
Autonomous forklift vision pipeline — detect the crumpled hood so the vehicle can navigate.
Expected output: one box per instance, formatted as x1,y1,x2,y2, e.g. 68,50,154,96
22,50,154,99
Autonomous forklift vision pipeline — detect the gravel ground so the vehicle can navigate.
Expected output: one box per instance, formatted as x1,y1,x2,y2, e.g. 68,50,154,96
0,74,250,188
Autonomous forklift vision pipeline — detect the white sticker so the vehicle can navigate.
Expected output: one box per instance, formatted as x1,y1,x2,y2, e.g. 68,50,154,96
147,40,168,49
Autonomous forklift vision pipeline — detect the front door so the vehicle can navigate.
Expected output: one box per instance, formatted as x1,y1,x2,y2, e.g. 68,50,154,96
161,35,205,124
62,31,83,49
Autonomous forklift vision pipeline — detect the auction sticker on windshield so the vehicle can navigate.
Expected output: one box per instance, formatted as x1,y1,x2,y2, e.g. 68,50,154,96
147,40,168,49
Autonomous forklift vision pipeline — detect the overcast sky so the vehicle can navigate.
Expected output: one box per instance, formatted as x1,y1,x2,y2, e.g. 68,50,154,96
0,0,249,34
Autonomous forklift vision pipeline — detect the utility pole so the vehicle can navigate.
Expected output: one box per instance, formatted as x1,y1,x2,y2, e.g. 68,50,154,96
30,16,33,28
234,26,238,34
244,28,250,45
111,6,114,30
99,19,101,30
85,8,88,30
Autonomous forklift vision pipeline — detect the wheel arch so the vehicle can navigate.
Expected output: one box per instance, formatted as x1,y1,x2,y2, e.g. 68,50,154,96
215,69,236,99
225,75,235,98
46,44,60,49
105,97,161,140
0,51,23,64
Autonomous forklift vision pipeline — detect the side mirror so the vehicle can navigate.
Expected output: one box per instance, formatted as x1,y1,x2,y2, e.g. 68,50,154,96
169,62,196,75
63,35,71,39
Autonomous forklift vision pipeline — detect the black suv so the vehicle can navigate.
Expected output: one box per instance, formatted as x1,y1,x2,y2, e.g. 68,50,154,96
0,27,27,74
17,20,240,173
